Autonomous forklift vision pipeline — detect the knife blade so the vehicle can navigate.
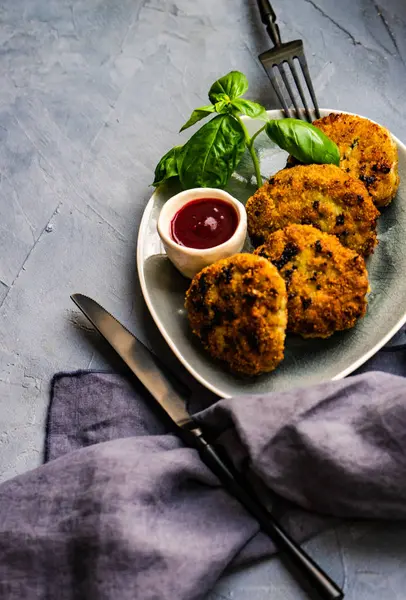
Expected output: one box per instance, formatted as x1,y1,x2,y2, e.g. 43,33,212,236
70,293,343,600
70,293,193,429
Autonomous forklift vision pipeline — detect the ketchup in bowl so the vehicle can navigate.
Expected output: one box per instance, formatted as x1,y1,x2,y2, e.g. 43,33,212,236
171,198,239,249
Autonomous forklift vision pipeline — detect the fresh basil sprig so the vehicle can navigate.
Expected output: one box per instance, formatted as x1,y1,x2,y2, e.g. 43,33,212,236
266,119,340,166
153,71,265,189
152,70,339,190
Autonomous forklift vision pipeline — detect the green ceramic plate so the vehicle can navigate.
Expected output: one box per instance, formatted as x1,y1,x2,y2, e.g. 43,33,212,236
137,109,406,397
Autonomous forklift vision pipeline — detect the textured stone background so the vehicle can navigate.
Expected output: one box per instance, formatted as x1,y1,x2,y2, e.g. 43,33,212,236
1,0,406,597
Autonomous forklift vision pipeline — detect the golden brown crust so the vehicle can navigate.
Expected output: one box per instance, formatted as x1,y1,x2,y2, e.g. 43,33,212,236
288,113,399,208
254,224,369,338
185,254,287,376
246,163,379,257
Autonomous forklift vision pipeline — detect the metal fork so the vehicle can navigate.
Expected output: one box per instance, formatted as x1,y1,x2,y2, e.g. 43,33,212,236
257,0,321,122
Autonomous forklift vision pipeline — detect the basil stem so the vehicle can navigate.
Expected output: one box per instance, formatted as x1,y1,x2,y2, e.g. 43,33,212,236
250,124,266,146
235,116,263,188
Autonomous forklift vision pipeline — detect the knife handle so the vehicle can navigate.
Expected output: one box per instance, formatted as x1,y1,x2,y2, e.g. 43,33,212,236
192,430,343,600
256,0,282,47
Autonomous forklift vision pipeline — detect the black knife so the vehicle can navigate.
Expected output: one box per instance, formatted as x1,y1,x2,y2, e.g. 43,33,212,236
71,293,344,600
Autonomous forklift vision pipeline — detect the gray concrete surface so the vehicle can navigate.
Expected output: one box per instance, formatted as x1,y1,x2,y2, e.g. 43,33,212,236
1,0,406,598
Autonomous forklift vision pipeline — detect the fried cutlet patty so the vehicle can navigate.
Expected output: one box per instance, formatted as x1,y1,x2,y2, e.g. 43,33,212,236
288,113,399,208
254,224,369,338
246,164,379,257
185,254,287,376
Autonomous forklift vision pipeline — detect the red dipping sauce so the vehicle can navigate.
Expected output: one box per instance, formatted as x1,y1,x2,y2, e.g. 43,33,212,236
171,198,239,249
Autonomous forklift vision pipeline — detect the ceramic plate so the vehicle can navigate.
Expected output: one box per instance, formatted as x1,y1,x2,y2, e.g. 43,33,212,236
137,109,406,398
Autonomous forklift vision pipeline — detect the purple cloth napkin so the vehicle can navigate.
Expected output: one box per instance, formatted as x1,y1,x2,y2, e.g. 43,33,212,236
1,366,406,599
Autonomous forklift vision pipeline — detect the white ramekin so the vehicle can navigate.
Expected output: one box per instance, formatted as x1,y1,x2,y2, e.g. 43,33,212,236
157,187,247,279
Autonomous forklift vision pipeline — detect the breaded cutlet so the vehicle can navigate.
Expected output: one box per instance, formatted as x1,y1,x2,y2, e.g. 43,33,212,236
185,253,287,376
246,164,379,257
254,224,369,338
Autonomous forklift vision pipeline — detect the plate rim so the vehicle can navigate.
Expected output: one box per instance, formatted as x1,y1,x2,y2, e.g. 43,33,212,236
137,108,406,397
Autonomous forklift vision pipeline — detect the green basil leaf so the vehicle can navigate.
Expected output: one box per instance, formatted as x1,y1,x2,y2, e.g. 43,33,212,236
265,119,340,166
179,114,246,189
152,146,182,187
214,99,229,114
230,99,268,121
180,105,215,132
208,71,249,104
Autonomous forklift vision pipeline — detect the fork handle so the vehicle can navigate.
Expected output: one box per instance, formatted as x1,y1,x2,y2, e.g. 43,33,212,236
256,0,282,47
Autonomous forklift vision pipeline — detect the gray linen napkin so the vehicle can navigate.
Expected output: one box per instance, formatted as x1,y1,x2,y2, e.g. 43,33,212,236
1,363,406,599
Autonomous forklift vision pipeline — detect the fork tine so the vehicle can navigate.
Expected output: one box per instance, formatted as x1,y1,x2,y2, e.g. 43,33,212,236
297,54,321,119
288,58,312,122
266,65,294,118
278,63,301,119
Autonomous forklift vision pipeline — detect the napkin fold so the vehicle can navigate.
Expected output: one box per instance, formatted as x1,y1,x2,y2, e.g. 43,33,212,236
1,369,406,599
